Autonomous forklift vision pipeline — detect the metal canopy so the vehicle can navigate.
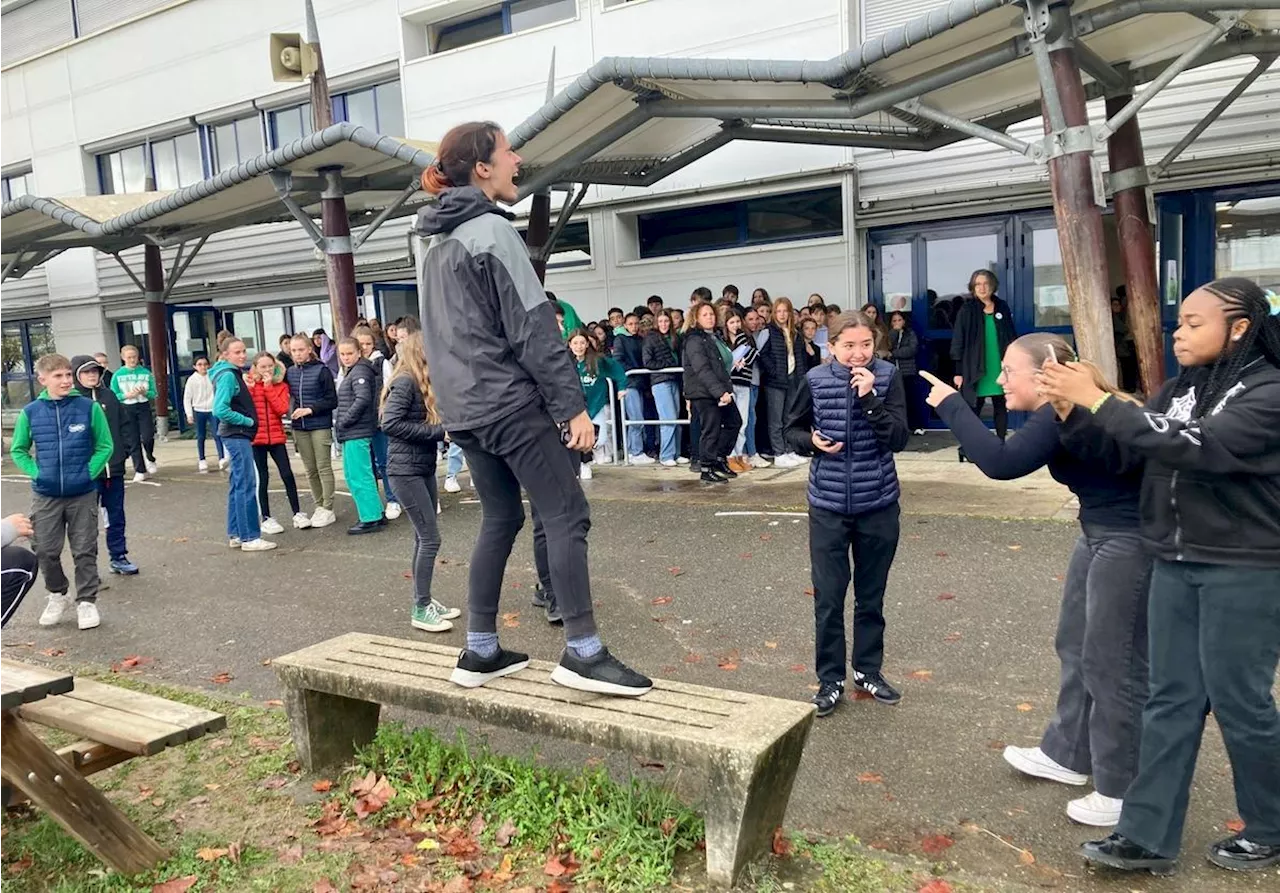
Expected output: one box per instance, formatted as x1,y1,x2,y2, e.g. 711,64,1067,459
1,123,438,278
508,0,1280,196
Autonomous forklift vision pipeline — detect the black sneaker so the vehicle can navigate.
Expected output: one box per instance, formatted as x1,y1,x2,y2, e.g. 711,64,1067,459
1081,833,1176,876
690,460,702,474
812,681,844,717
701,469,728,484
544,595,563,625
1206,835,1280,872
531,584,550,609
852,670,901,705
347,520,382,535
449,648,530,688
551,648,652,697
714,459,737,478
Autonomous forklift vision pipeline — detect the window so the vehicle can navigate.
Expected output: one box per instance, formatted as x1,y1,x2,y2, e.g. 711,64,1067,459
637,187,842,258
2,171,33,202
518,220,592,268
98,132,202,194
290,303,333,339
270,103,315,148
2,319,55,416
339,81,404,137
432,0,575,53
116,320,151,367
210,116,266,172
1216,196,1280,292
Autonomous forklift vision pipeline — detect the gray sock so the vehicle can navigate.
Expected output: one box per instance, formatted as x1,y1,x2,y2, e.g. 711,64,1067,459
567,633,603,660
467,631,499,658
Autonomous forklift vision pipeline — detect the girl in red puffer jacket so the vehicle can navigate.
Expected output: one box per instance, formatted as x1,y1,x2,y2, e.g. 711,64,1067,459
247,353,307,534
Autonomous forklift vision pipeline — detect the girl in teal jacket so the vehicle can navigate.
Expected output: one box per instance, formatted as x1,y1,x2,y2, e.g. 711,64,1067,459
567,329,627,479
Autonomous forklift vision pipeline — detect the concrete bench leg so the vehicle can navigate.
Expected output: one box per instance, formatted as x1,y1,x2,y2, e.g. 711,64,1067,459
284,687,381,771
703,713,813,887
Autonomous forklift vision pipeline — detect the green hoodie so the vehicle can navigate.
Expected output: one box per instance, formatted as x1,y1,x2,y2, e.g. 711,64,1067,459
557,300,583,341
111,365,156,405
209,359,254,428
10,388,114,484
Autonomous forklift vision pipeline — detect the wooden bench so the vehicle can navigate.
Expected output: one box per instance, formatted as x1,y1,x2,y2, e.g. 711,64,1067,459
273,633,815,887
1,660,226,874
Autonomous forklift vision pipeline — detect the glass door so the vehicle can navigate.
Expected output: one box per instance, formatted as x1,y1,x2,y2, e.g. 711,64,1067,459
168,305,222,432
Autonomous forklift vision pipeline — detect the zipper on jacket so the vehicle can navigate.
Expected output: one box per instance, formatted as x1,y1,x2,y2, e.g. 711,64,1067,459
844,371,854,515
55,401,65,494
1170,469,1184,561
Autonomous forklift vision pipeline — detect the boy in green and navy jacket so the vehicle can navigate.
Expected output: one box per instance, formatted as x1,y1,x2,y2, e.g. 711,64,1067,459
111,344,158,480
9,354,114,630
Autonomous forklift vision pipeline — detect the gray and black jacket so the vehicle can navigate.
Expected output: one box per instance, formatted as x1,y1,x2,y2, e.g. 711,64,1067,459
415,186,585,431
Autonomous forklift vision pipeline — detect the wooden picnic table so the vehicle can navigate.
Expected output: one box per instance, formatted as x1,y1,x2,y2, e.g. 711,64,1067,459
1,659,168,873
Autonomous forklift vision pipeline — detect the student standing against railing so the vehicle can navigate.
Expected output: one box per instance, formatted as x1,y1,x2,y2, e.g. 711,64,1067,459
611,312,653,465
724,310,758,474
643,310,685,467
569,330,629,480
684,302,741,484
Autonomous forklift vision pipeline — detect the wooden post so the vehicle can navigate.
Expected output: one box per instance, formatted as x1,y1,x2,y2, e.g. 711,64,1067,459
1044,46,1118,383
1106,94,1165,395
143,244,169,437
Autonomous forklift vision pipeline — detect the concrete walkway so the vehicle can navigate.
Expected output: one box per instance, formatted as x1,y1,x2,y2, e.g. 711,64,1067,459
2,445,1267,893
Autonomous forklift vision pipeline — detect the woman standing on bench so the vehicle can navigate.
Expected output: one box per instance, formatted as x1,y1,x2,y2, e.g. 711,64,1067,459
416,121,651,698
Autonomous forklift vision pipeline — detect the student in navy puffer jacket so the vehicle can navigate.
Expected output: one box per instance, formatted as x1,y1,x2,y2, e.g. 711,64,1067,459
783,310,910,718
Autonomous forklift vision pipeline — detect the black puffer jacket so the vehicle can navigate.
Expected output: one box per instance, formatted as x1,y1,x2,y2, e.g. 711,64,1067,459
889,327,919,377
757,323,804,392
682,329,732,402
380,375,446,477
71,355,130,479
335,358,379,443
642,331,681,385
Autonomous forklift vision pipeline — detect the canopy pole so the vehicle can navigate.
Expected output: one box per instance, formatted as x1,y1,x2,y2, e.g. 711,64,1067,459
1030,0,1118,383
526,50,557,285
144,244,170,438
320,168,359,336
1106,93,1165,396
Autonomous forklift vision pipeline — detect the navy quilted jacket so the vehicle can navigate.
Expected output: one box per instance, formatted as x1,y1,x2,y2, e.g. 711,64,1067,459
785,358,909,516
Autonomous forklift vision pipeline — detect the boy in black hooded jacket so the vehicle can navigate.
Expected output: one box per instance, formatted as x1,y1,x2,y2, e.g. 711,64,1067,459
72,355,138,575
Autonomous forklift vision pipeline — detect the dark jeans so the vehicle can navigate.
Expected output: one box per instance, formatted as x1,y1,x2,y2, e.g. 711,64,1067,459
973,393,1008,439
691,398,741,465
390,474,440,608
2,544,40,627
253,443,301,519
193,410,224,461
371,431,397,503
450,401,596,639
123,402,155,472
1040,525,1151,797
765,385,788,456
1117,560,1280,856
97,476,128,561
809,502,901,682
30,492,99,603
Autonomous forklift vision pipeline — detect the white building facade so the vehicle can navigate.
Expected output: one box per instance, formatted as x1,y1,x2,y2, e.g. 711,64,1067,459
3,0,1278,419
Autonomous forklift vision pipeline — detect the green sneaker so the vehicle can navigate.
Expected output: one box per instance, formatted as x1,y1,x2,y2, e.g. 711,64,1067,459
431,598,462,621
411,603,453,633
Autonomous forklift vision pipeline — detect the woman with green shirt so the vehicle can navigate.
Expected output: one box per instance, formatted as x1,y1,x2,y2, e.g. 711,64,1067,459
950,269,1016,459
568,329,628,480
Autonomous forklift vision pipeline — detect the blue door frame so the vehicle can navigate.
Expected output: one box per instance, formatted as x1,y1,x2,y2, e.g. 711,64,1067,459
167,304,223,433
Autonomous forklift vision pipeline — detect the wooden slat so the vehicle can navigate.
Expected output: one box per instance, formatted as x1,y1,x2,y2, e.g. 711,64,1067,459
56,740,135,777
62,680,226,739
18,698,188,756
1,659,74,710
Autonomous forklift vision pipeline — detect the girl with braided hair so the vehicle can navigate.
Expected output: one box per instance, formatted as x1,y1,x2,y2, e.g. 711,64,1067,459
1039,277,1280,876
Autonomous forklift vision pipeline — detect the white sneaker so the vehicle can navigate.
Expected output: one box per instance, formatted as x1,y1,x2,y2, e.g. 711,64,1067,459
309,507,336,528
218,456,230,471
240,538,278,552
749,455,770,468
628,454,655,466
132,471,147,483
293,512,312,529
77,601,101,630
145,459,158,474
660,459,677,467
1002,745,1089,786
431,599,462,621
594,449,613,465
579,464,593,481
385,502,402,520
444,476,461,493
469,477,476,489
1067,791,1123,826
260,517,285,535
914,428,927,436
198,460,208,473
228,537,242,549
38,592,73,626
774,453,801,468
676,457,690,465
436,500,442,515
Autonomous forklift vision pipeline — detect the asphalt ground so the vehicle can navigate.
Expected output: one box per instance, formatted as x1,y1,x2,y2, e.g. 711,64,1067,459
2,444,1275,892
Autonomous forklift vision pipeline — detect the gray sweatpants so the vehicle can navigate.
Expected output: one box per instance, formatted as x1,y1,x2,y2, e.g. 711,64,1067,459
30,492,100,603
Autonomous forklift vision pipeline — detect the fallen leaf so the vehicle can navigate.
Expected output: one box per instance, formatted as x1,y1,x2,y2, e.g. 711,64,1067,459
151,877,197,893
660,817,678,836
636,758,665,770
1018,848,1036,865
759,532,773,541
403,571,413,579
203,783,220,791
856,772,884,784
264,699,284,708
7,855,33,875
410,797,440,821
113,655,153,672
1053,573,1065,582
651,596,673,606
668,566,684,576
501,612,520,628
987,739,1006,750
921,834,954,856
908,669,934,680
935,551,948,557
717,659,739,671
151,797,166,807
261,777,288,790
260,658,272,666
1008,544,1023,551
468,814,486,838
211,671,233,684
771,826,792,857
788,664,806,673
943,632,962,642
547,883,572,893
278,843,303,864
1226,817,1246,833
38,647,65,657
918,880,955,893
441,875,473,893
937,592,956,601
312,779,333,792
543,854,568,877
739,552,753,559
1016,702,1034,712
495,817,518,847
764,640,778,649
286,759,302,774
442,834,481,859
416,838,440,851
683,653,702,663
249,736,279,752
492,853,515,882
803,586,815,597
312,881,338,893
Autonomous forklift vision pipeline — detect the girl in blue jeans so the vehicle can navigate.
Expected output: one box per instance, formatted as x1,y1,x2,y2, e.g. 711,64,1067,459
923,333,1148,829
642,311,683,466
1041,277,1280,876
183,356,225,472
210,336,275,553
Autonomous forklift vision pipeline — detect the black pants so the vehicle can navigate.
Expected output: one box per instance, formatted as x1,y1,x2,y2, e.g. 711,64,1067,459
451,401,596,639
764,385,788,456
809,502,901,683
2,545,40,627
1117,560,1280,856
691,399,741,465
123,402,155,472
390,474,440,608
253,443,301,519
973,394,1008,439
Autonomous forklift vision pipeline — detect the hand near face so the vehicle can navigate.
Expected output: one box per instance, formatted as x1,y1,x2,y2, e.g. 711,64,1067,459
850,367,876,398
919,370,958,408
1036,361,1106,408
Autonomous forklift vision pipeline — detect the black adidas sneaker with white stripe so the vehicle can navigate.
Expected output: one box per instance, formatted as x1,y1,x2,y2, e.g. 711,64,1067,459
852,670,902,705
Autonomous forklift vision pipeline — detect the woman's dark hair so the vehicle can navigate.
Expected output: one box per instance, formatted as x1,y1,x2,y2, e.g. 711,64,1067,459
421,121,503,195
887,310,910,328
1173,277,1280,417
968,269,999,294
691,286,714,303
566,327,601,375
